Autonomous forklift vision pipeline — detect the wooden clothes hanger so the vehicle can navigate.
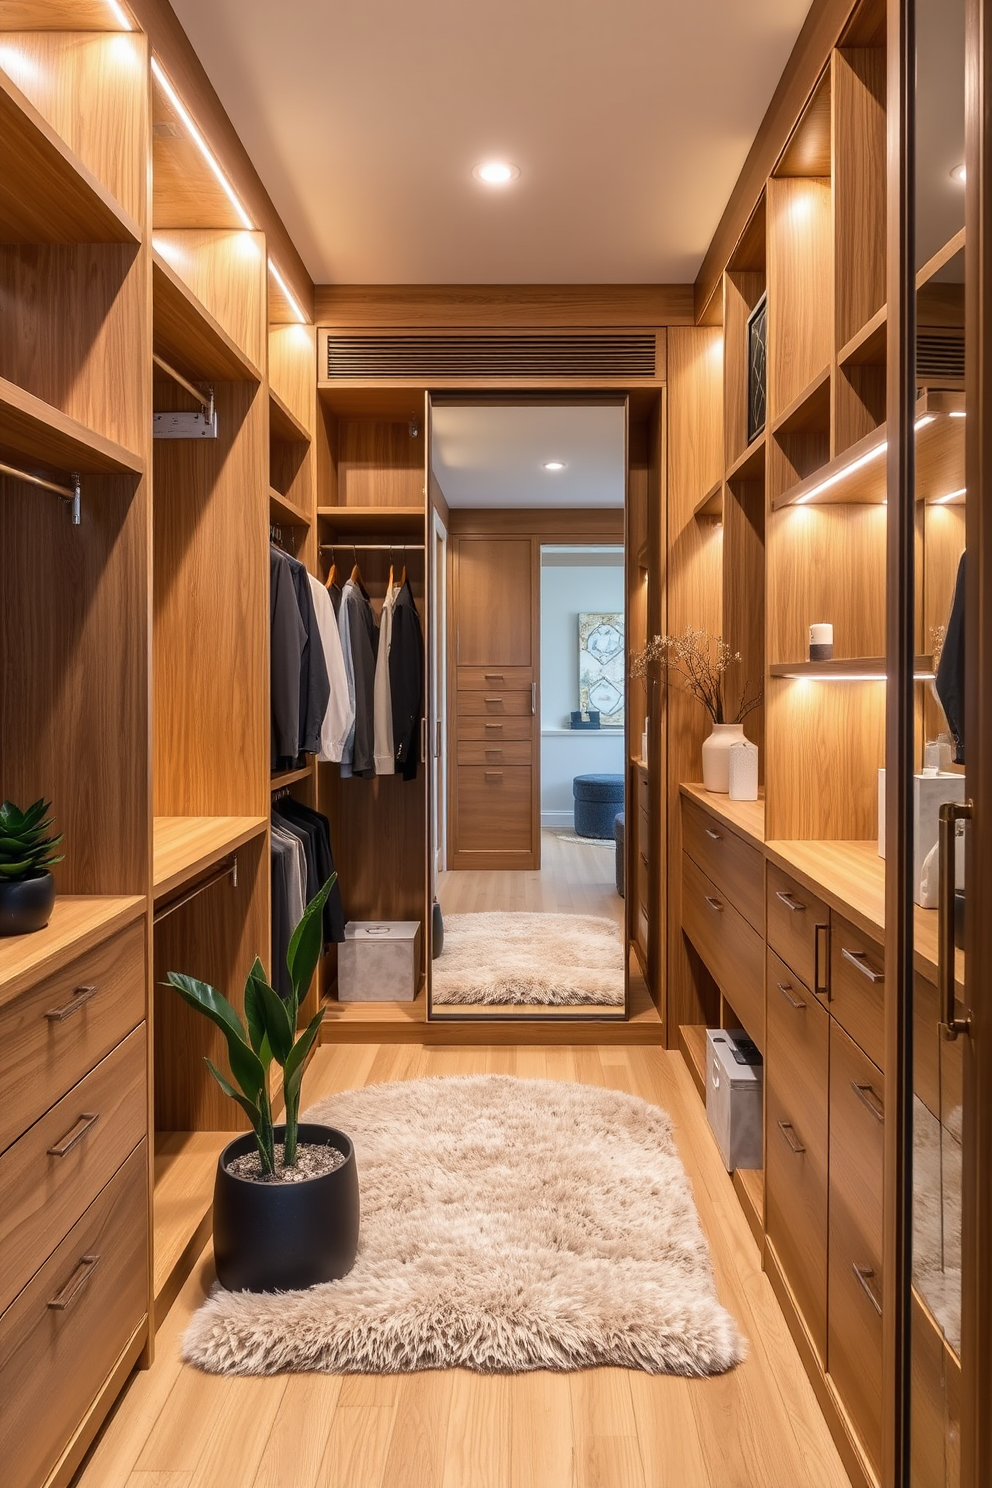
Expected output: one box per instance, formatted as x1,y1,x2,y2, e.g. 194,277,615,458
350,546,369,599
325,545,338,590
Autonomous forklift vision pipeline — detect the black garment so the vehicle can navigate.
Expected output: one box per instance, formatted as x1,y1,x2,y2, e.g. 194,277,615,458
285,552,331,758
273,798,346,945
270,825,304,999
935,552,966,764
341,580,379,778
389,579,424,781
270,547,306,767
273,808,318,914
328,580,342,621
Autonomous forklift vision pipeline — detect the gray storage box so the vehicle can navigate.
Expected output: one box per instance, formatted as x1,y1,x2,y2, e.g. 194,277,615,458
705,1028,763,1172
338,920,422,1002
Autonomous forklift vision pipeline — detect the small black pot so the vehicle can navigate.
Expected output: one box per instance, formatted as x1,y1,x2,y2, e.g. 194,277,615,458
213,1123,359,1292
0,870,56,937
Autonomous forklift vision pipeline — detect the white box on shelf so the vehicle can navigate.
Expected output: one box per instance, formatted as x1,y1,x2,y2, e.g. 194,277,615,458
705,1028,763,1172
877,768,966,904
338,920,422,1002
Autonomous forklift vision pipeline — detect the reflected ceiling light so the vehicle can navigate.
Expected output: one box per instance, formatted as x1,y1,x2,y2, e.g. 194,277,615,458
935,487,967,505
950,409,966,418
795,440,886,504
150,56,254,231
473,161,519,185
914,414,935,431
951,163,966,184
105,0,133,27
542,460,566,471
268,257,308,324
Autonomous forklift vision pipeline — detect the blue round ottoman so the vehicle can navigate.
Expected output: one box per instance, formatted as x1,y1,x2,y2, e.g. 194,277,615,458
614,811,625,897
572,773,624,839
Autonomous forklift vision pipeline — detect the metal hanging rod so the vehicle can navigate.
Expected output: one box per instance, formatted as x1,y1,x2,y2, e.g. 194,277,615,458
153,854,238,926
153,353,214,422
0,460,81,524
319,542,424,552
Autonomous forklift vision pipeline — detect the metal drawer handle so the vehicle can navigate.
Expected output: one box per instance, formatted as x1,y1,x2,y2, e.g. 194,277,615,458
640,852,649,866
853,1263,883,1316
484,696,503,703
485,771,503,781
851,1081,884,1123
704,896,723,912
48,1112,100,1158
705,827,722,841
777,1120,806,1155
484,723,503,732
939,800,972,1039
842,947,885,985
47,1254,100,1311
776,890,806,913
815,923,830,998
45,984,98,1023
776,981,806,1010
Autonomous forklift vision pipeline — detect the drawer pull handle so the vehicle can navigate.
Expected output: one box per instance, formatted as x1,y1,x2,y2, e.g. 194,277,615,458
776,981,806,1010
775,890,806,913
484,696,503,704
48,1112,100,1158
705,896,723,912
484,723,503,732
841,946,885,985
815,923,830,997
853,1263,883,1316
45,984,98,1022
777,1120,806,1155
705,828,723,841
641,852,649,866
47,1254,100,1311
484,673,504,680
851,1081,885,1123
485,748,502,756
485,771,503,781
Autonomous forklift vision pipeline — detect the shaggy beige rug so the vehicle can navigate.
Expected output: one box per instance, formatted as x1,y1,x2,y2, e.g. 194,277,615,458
182,1076,745,1377
431,911,625,1006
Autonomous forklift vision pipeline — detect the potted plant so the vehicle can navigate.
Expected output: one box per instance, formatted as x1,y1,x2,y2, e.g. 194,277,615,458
0,798,63,936
166,875,360,1292
631,627,762,793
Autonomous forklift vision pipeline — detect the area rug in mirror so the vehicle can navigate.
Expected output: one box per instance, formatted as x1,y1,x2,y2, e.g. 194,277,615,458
430,911,625,1005
182,1076,746,1377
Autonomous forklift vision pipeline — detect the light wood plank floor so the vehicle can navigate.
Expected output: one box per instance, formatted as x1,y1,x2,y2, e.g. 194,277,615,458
77,1043,852,1488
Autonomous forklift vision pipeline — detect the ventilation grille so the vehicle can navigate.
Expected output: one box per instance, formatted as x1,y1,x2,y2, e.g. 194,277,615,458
324,333,656,380
917,329,965,384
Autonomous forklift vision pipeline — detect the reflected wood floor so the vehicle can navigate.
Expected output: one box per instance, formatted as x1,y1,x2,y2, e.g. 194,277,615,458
77,1043,852,1488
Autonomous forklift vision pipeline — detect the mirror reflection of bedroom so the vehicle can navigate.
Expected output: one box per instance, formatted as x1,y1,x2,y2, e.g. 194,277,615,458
428,399,633,1020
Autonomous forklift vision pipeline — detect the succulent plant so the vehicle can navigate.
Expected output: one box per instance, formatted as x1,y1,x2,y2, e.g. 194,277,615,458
0,798,64,882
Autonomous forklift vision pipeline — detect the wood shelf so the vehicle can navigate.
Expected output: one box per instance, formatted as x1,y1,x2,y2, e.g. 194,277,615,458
769,655,933,679
269,486,310,528
271,764,312,789
678,1024,708,1099
770,365,831,437
269,386,311,444
0,375,144,479
0,895,146,1008
316,504,425,537
726,431,766,484
152,251,262,384
0,63,141,245
917,227,965,290
153,816,267,902
839,303,887,367
693,478,723,519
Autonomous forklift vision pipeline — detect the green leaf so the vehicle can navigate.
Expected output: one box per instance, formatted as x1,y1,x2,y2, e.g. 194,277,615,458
243,957,269,1056
166,973,265,1101
287,874,336,1007
283,1006,325,1105
206,1062,274,1173
257,977,294,1065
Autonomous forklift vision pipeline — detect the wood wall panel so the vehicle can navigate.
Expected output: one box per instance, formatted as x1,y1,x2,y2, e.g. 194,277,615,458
833,48,886,352
269,324,316,435
766,503,887,664
153,230,266,373
765,678,886,841
453,537,533,668
767,176,833,418
314,284,690,329
336,420,425,508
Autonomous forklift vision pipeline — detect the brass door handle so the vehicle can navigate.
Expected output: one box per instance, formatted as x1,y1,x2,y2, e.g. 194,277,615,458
842,947,884,984
776,981,806,1010
777,1121,805,1155
48,1113,100,1157
47,1254,100,1311
939,799,972,1039
850,1082,884,1124
45,985,98,1022
853,1263,882,1316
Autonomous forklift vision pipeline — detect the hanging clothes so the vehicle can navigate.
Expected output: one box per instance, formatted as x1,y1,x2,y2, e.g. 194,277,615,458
935,552,966,764
309,573,354,763
270,546,306,767
373,578,399,775
271,821,306,998
284,552,331,758
390,577,424,781
273,797,346,945
340,578,379,779
334,580,357,772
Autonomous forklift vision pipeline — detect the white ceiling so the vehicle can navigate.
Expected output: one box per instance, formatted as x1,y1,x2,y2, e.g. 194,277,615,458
169,0,813,285
431,403,625,508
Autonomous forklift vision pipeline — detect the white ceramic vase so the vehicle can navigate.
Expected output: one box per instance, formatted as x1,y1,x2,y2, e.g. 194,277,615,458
701,722,746,793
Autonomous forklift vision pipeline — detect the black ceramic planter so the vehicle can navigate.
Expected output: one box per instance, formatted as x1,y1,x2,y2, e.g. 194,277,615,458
213,1123,360,1293
0,870,55,937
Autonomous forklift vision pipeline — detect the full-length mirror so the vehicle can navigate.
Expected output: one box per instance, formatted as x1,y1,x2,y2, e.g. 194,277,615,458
425,399,631,1020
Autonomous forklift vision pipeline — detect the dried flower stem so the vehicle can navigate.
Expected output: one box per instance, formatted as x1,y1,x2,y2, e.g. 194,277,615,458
629,627,762,725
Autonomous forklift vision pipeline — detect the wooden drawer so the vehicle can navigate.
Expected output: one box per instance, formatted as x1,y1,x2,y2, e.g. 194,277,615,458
766,863,829,996
457,717,534,742
681,853,764,1049
456,766,533,853
0,1026,146,1315
458,666,533,690
636,768,649,816
0,1143,148,1488
457,739,533,766
766,947,829,1360
0,920,145,1155
830,914,885,1071
457,689,532,717
828,1022,885,1474
683,795,763,934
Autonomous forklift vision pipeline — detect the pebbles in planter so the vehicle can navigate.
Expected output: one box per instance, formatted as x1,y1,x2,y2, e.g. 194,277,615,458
227,1142,348,1184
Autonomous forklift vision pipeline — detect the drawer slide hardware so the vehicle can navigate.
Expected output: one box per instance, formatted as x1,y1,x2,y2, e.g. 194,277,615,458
45,984,98,1023
776,980,806,1010
842,946,884,984
47,1254,100,1311
851,1082,885,1123
776,890,806,913
778,1120,806,1155
48,1112,100,1157
853,1263,883,1316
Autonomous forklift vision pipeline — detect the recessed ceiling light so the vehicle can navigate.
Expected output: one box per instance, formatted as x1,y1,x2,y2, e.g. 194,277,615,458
542,460,566,472
473,161,519,186
951,163,966,184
